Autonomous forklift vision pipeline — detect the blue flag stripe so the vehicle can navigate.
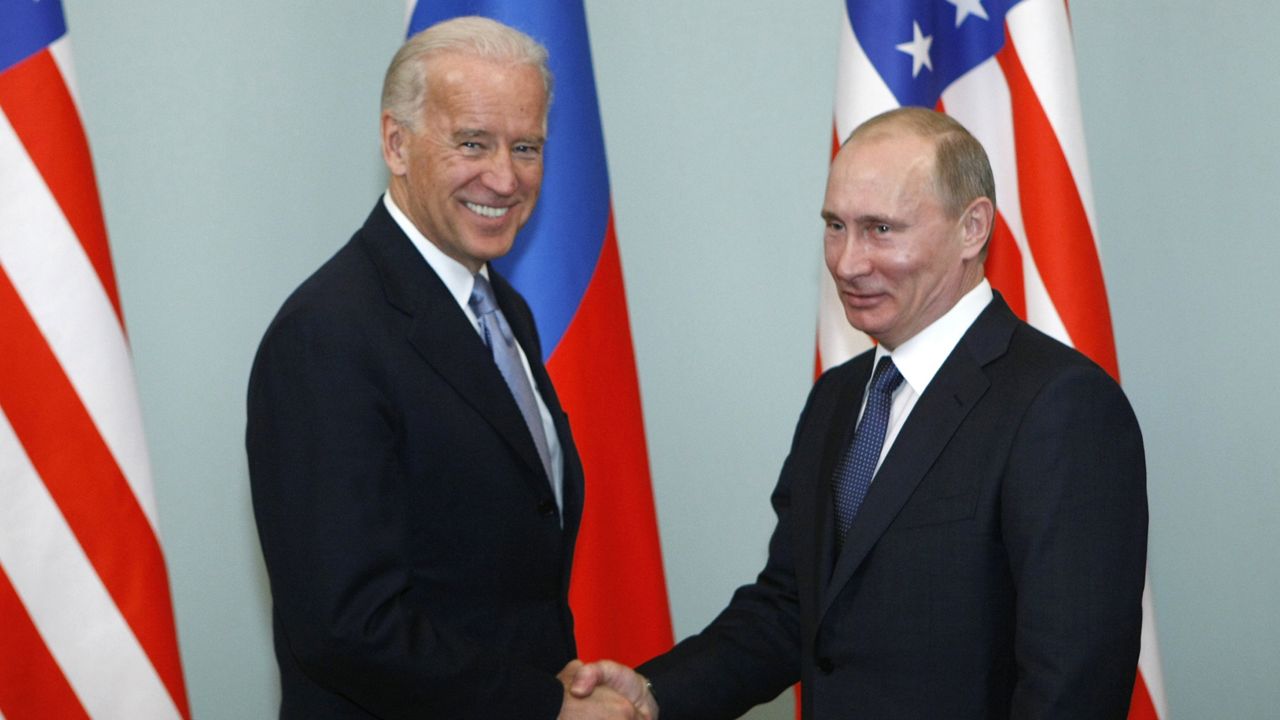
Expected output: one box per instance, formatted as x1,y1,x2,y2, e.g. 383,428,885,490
408,1,610,361
0,0,67,75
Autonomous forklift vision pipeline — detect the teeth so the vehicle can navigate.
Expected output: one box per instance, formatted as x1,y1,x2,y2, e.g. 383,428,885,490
465,202,508,219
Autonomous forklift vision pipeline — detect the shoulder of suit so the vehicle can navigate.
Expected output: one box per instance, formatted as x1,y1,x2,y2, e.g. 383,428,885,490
817,347,876,381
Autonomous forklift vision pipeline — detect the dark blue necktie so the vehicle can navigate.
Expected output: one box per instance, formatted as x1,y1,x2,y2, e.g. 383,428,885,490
468,274,554,483
832,356,904,547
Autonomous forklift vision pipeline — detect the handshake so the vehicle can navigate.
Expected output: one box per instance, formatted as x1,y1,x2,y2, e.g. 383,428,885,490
557,659,660,720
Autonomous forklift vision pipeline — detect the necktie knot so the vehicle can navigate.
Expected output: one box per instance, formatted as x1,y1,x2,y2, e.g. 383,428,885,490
468,274,498,317
469,274,512,346
870,356,904,396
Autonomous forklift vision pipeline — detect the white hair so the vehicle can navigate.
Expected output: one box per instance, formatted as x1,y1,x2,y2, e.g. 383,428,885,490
381,16,552,130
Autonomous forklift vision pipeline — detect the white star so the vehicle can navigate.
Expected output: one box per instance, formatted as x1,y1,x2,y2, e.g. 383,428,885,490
895,21,933,78
945,0,990,28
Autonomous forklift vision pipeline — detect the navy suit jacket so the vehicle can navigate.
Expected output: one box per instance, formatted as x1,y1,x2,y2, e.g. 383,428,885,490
247,201,584,719
640,294,1147,719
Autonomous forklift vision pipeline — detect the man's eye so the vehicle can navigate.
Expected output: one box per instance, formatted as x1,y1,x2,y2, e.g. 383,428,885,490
514,144,541,155
460,141,481,150
874,224,891,234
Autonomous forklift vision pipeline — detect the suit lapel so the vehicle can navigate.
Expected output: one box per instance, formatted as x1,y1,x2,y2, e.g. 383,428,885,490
356,203,551,491
817,296,1018,623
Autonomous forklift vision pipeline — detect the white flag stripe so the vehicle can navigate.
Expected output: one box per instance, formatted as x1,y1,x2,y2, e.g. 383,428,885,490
833,6,896,144
1006,0,1098,242
49,37,82,112
1139,576,1168,718
0,410,181,720
0,110,160,531
943,60,1074,347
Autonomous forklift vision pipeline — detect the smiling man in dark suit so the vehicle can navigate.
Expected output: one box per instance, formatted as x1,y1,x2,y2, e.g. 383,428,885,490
573,107,1147,719
247,16,644,720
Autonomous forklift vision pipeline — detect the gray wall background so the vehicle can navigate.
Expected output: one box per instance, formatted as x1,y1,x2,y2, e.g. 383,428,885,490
56,0,1277,717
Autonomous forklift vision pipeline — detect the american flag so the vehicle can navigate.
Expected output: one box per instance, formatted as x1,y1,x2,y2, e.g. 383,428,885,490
819,0,1166,717
0,1,189,718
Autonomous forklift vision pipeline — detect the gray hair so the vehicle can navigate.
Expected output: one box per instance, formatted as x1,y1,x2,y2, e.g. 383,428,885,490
846,107,996,223
381,16,553,130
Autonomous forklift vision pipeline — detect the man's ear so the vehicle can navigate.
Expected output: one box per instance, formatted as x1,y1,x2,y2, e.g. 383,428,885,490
960,196,994,259
381,112,409,176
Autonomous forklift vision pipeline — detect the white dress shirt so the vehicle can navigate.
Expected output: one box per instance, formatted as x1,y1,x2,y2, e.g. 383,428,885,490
860,279,994,475
383,193,565,511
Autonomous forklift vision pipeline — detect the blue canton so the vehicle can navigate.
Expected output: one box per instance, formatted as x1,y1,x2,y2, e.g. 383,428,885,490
0,0,67,75
846,0,1025,107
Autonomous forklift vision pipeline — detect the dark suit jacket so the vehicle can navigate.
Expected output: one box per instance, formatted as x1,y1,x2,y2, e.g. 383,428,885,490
247,201,584,719
640,294,1147,720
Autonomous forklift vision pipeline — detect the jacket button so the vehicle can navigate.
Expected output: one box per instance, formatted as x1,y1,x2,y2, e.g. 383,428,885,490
537,500,557,516
816,657,834,675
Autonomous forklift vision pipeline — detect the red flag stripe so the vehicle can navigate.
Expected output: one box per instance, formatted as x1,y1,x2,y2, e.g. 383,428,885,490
0,566,90,720
556,213,674,666
0,49,122,326
1127,669,1159,720
0,109,159,531
986,212,1028,320
995,31,1119,380
0,267,190,717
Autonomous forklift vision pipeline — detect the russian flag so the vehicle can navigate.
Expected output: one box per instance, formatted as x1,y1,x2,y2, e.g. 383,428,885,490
406,1,674,665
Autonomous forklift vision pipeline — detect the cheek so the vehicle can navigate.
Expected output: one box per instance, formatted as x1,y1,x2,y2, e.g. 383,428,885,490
879,248,925,282
518,165,543,192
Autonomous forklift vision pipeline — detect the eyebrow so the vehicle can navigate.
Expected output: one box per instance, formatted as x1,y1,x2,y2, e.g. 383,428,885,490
820,210,899,226
452,128,492,140
451,128,545,146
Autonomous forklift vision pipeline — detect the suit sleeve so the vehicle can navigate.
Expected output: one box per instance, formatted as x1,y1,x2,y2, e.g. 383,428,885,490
246,308,564,720
637,374,841,719
1001,364,1147,719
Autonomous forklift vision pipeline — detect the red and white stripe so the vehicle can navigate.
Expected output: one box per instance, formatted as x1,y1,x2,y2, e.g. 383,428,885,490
820,1,1166,717
0,37,189,720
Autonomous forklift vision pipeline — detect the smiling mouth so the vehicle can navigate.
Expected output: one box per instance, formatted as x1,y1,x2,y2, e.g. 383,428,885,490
843,290,886,307
465,202,509,219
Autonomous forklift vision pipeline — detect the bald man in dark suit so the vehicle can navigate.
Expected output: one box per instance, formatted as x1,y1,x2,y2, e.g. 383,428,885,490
574,107,1146,720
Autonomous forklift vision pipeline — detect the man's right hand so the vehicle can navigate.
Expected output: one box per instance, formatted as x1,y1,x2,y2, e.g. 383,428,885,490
558,684,642,720
558,660,656,720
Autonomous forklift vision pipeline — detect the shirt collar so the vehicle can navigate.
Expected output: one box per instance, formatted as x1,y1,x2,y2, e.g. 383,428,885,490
382,191,489,311
876,279,993,397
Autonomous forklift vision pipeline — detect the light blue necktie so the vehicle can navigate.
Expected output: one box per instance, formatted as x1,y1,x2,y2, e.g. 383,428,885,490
468,274,554,482
832,356,904,548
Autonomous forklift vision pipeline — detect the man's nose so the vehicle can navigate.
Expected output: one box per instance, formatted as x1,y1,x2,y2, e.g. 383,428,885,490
484,150,519,195
832,237,872,279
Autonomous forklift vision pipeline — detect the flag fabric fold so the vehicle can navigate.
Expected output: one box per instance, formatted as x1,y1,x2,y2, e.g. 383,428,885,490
405,0,674,666
0,2,190,718
822,1,1165,717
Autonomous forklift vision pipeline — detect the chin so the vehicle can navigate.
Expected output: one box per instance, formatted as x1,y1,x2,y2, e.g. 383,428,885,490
466,237,517,262
843,310,882,336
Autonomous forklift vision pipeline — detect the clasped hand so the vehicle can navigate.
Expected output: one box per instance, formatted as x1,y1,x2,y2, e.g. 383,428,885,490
557,659,659,720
